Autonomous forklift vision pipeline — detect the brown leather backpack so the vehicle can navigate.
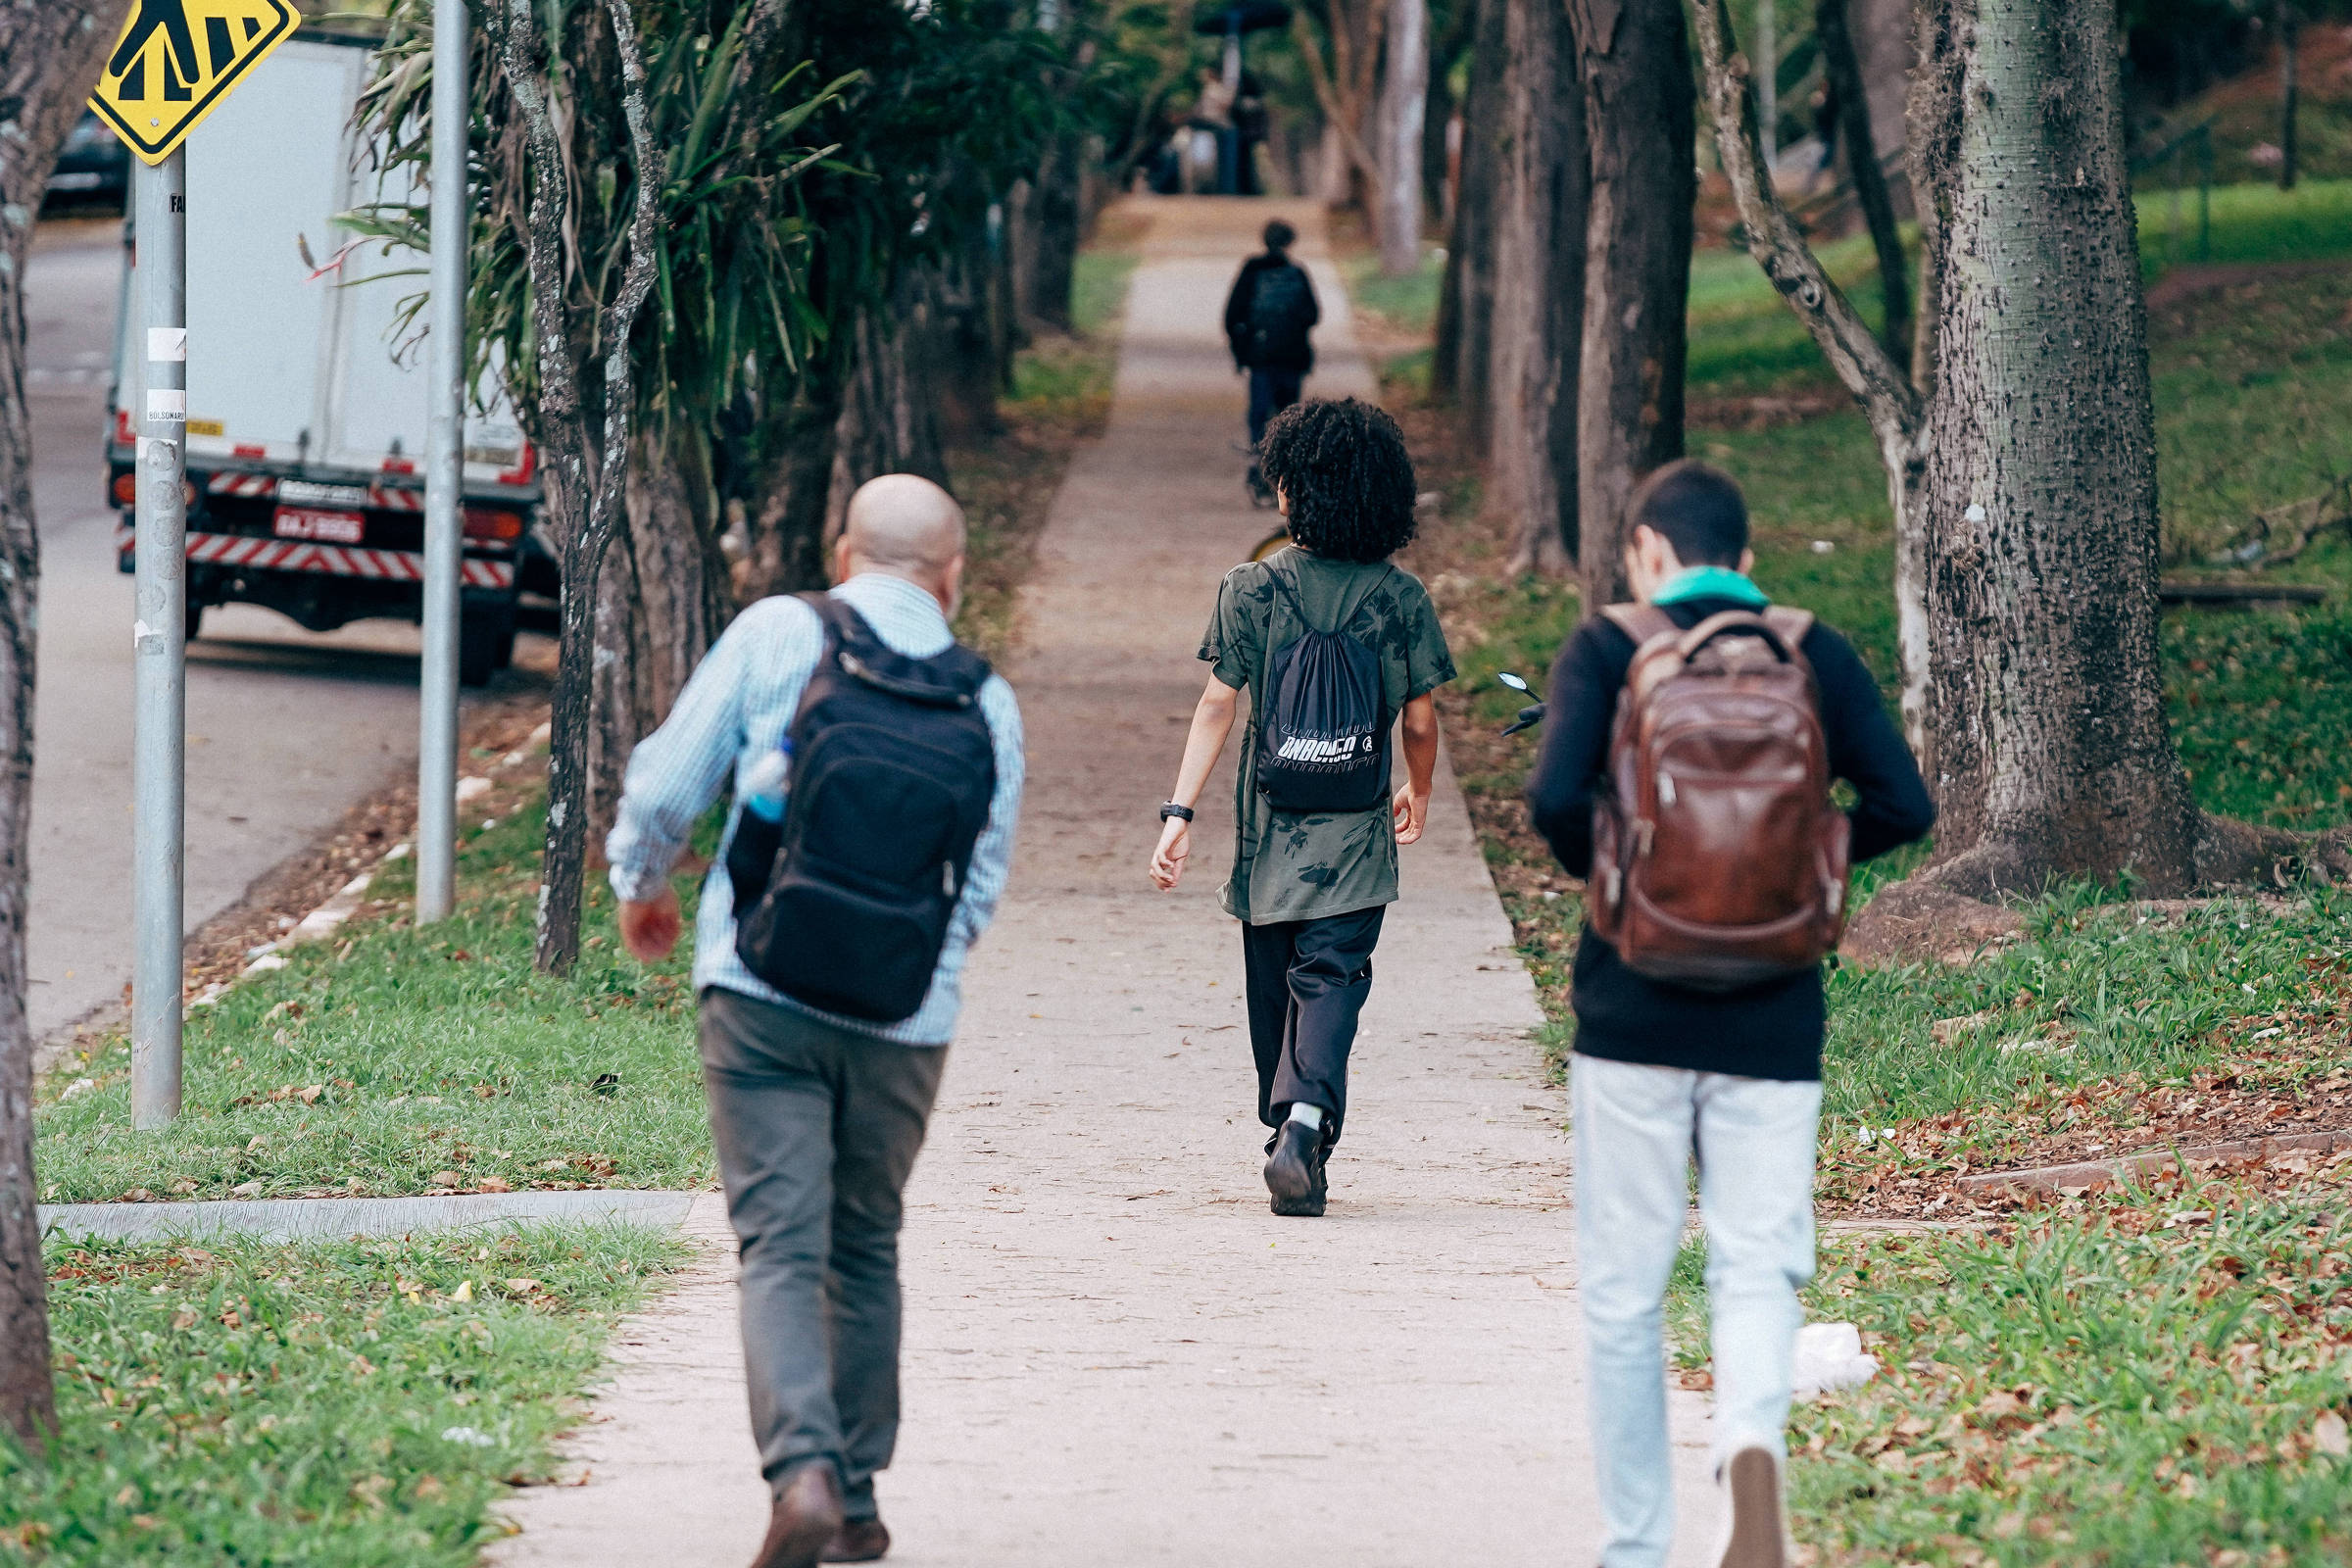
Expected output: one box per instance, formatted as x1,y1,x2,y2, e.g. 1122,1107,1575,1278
1587,604,1852,991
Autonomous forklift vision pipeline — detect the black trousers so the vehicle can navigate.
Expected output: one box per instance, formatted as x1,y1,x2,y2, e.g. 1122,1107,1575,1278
1242,906,1385,1147
1247,368,1304,448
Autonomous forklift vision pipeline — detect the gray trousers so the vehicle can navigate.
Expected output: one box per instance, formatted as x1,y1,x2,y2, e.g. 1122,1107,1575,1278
699,987,948,1519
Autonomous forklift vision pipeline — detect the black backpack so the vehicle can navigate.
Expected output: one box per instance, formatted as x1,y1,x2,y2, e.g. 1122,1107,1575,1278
1245,263,1315,365
1252,564,1396,814
724,595,997,1024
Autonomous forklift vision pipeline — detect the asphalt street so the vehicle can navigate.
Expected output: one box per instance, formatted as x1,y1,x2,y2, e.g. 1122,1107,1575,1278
24,216,446,1044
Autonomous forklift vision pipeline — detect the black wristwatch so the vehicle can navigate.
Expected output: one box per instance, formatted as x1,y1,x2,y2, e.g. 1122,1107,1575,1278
1159,802,1196,823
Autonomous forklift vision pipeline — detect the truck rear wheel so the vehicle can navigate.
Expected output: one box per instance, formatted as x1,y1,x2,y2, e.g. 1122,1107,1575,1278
185,598,205,644
459,604,516,688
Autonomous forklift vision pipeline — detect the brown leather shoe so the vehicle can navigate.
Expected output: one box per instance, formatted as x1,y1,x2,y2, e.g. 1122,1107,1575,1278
820,1516,891,1563
751,1463,844,1568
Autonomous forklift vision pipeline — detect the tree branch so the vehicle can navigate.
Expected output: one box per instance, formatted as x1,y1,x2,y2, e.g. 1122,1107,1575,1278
1291,7,1385,200
1688,0,1922,438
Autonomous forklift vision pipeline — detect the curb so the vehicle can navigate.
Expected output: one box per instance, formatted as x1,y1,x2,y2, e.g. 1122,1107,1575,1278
38,1188,697,1245
1954,1127,2352,1196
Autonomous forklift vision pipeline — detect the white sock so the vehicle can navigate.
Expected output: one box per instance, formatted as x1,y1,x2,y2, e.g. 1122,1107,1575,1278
1286,1102,1324,1130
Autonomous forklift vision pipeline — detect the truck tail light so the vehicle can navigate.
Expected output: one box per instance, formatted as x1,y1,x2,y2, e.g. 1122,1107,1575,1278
111,473,197,507
464,508,525,542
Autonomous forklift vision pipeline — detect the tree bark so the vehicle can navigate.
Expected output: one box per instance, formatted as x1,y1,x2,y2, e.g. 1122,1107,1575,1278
510,0,666,977
1486,0,1587,575
1815,0,1910,371
1853,0,1915,216
592,427,732,836
743,357,851,601
0,0,130,1450
1692,0,1930,747
1377,0,1430,276
1567,0,1694,609
1020,131,1083,332
1913,0,2200,895
2278,2,2299,192
1435,0,1507,431
1293,0,1389,228
827,270,955,542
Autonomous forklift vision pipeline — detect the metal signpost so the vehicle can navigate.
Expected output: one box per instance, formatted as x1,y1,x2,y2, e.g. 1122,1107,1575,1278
129,154,188,1131
90,1,301,1130
417,0,469,925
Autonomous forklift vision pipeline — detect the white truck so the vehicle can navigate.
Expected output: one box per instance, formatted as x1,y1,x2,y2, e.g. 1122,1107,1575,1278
109,22,545,685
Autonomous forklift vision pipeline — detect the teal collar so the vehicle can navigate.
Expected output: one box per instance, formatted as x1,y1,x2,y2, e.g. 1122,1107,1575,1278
1650,564,1767,610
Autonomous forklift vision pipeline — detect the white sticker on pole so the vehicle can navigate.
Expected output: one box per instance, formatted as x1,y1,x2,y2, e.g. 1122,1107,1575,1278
146,389,187,422
146,327,187,363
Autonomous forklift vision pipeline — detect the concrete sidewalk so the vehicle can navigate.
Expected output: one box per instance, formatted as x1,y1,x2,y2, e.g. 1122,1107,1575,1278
490,198,1716,1568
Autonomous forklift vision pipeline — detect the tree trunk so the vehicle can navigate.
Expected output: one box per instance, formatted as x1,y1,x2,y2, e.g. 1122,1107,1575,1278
593,428,732,835
1693,0,1933,752
827,270,955,543
0,0,129,1451
743,361,851,601
1436,0,1507,432
1853,0,1916,217
1021,132,1083,333
1915,0,2200,895
2278,2,2299,192
1567,0,1695,609
1816,0,1910,370
1378,0,1430,276
1486,0,1587,575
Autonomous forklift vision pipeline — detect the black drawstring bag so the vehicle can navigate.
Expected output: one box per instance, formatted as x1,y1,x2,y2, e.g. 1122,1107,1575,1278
1252,564,1395,813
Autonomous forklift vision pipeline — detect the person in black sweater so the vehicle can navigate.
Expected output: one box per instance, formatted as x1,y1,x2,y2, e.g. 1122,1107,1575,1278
1222,220,1319,504
1526,462,1932,1568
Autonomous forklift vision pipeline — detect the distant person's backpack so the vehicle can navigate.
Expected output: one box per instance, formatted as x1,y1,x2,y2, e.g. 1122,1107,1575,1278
1588,605,1851,991
1244,262,1315,365
724,596,997,1023
1252,564,1395,813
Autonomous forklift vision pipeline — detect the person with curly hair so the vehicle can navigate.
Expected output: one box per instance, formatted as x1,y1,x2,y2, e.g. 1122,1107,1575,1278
1146,398,1456,1216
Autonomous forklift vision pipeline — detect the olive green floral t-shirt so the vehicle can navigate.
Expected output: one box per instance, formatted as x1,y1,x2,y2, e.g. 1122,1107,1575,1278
1198,547,1457,925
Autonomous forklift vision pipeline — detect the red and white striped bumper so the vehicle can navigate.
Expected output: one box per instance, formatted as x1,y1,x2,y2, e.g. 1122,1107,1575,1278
118,529,515,590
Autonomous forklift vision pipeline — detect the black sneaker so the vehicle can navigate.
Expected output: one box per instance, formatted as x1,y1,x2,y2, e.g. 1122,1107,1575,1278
1263,1120,1326,1217
1247,466,1277,509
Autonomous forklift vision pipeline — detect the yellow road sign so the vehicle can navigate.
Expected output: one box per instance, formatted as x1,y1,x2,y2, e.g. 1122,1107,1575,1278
89,1,301,166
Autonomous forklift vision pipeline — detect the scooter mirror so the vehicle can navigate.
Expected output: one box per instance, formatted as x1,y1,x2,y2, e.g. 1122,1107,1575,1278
1496,672,1530,693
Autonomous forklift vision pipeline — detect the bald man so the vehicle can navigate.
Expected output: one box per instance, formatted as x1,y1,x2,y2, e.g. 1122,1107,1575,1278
607,474,1025,1568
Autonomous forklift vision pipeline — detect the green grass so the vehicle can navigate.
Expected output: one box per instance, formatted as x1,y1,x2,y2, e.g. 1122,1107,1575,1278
1005,249,1141,412
1785,1181,2352,1565
1342,243,1446,337
1,1225,688,1565
1815,888,2347,1163
1685,179,2352,397
34,799,718,1204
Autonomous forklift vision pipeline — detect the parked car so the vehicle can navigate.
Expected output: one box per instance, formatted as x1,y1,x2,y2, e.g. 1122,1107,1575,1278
47,112,130,210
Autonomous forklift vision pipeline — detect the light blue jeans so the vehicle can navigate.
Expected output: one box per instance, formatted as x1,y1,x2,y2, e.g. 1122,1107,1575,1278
1572,1054,1823,1568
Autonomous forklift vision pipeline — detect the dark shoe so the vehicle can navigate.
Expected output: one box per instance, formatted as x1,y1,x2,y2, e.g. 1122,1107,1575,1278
752,1462,844,1568
1715,1446,1790,1568
1247,466,1277,508
821,1517,890,1563
1263,1120,1326,1217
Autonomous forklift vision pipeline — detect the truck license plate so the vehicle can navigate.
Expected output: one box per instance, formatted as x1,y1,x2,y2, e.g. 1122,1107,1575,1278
273,508,366,545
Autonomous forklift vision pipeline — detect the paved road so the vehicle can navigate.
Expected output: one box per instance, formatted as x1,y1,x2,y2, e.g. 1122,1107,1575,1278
489,198,1720,1567
25,218,445,1043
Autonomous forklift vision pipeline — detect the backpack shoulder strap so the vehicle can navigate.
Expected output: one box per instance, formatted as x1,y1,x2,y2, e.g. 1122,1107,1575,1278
1600,604,1678,649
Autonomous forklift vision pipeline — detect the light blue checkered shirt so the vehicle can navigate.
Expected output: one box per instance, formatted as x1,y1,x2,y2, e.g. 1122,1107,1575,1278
605,573,1025,1046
